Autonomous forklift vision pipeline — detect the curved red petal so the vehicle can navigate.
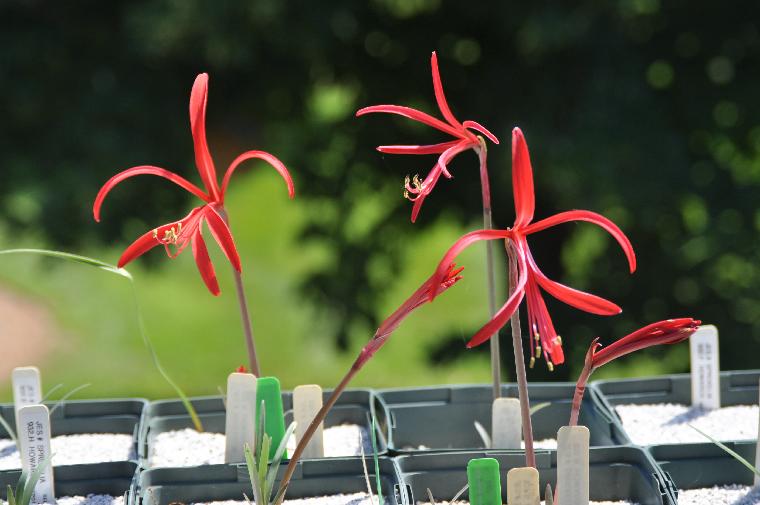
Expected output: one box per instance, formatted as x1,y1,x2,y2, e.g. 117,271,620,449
93,165,210,222
356,105,463,138
377,140,460,155
511,127,535,227
435,140,472,180
463,120,499,144
430,52,463,129
523,210,637,273
527,253,621,315
192,228,220,296
117,229,161,268
189,73,220,200
430,229,512,300
524,274,565,365
203,206,242,272
221,150,295,201
466,240,529,348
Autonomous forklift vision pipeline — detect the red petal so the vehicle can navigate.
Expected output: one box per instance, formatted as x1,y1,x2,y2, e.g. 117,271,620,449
117,229,161,268
189,73,220,200
463,120,499,144
526,252,621,315
377,140,461,155
436,140,472,179
356,105,463,139
466,241,528,348
221,150,295,200
93,165,210,222
192,228,220,296
523,210,637,273
430,229,512,301
511,128,535,227
430,52,463,129
203,206,242,272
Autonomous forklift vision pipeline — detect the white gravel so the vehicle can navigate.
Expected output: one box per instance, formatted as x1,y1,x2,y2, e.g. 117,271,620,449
0,434,135,470
192,493,374,505
615,403,758,445
678,485,760,504
149,424,372,467
1,495,123,505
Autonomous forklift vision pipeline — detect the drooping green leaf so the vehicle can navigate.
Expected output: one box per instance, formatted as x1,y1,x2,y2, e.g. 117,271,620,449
371,415,384,505
0,413,18,448
689,424,760,476
49,383,91,415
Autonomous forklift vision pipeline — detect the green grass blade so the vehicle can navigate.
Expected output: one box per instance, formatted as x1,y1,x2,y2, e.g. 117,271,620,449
7,484,17,505
0,249,131,278
245,444,265,505
20,452,52,505
530,402,550,416
256,400,266,462
0,413,18,448
258,435,271,489
49,383,91,415
41,384,63,402
689,424,760,476
473,421,491,449
371,415,384,505
266,422,297,500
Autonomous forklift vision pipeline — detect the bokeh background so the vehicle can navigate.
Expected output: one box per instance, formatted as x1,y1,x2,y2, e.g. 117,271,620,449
1,0,758,400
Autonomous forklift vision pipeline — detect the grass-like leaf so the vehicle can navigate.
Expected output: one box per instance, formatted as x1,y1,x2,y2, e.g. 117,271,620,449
0,413,18,448
265,421,297,497
689,424,760,476
530,402,550,416
370,415,384,505
41,384,63,402
49,383,91,415
473,420,491,448
0,248,204,432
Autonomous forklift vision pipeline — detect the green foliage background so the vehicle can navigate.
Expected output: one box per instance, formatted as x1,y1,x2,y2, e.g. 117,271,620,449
0,0,758,398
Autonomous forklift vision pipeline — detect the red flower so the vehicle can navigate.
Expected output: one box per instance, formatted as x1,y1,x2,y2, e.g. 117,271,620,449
236,365,248,373
93,73,295,295
355,262,463,368
431,128,637,366
356,52,499,222
586,318,700,369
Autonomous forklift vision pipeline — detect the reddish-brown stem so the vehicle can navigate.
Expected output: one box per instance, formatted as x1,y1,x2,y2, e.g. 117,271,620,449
274,361,359,505
570,361,594,426
507,239,535,468
218,207,260,376
476,139,501,401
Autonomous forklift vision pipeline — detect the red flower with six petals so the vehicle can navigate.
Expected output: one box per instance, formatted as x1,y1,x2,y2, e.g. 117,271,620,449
93,73,295,295
431,127,637,366
356,51,499,222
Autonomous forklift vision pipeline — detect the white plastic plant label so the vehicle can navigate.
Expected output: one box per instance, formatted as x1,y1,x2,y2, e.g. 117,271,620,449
491,397,521,449
690,324,720,410
17,404,55,504
12,366,42,423
557,425,589,505
224,372,257,463
506,467,540,505
293,384,324,459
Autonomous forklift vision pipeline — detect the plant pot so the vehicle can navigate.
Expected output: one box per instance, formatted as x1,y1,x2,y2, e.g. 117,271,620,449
134,457,404,505
139,389,389,468
593,370,760,446
649,441,758,505
375,383,625,453
395,447,671,505
0,398,147,470
0,461,138,503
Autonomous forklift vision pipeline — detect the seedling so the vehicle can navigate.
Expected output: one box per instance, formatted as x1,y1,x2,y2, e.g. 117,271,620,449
246,400,296,505
5,453,52,505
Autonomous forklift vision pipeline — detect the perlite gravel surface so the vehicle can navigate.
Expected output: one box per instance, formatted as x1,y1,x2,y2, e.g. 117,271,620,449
615,403,758,445
0,434,135,470
191,493,374,505
678,485,760,504
1,495,123,505
150,424,371,467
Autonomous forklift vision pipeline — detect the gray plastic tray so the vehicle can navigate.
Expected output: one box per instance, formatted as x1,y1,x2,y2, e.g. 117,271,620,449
0,461,138,502
135,457,403,505
395,447,671,505
139,388,389,467
650,441,758,504
0,398,147,466
593,370,760,445
376,383,625,453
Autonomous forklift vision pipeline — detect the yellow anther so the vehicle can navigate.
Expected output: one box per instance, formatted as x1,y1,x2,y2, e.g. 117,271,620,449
529,357,535,368
547,362,554,372
555,335,562,345
534,332,540,342
535,345,541,356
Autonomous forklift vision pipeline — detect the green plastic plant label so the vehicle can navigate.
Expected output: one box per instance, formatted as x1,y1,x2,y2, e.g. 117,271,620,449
467,457,501,505
506,467,539,505
491,397,521,449
18,404,55,504
690,324,720,410
293,384,324,459
257,376,286,459
557,425,589,505
224,372,257,463
12,366,42,425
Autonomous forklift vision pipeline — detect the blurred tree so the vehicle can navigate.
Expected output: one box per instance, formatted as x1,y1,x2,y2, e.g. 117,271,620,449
1,0,759,379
